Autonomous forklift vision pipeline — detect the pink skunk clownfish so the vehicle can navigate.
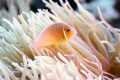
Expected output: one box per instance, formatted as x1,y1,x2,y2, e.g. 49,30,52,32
33,22,77,51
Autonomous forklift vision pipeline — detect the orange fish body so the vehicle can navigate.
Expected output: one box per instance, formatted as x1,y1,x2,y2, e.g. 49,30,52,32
33,22,77,51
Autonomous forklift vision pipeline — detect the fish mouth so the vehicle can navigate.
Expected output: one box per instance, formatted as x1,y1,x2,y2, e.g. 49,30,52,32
72,27,77,36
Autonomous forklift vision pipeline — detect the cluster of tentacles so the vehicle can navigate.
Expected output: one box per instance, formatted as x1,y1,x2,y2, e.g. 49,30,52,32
0,0,120,80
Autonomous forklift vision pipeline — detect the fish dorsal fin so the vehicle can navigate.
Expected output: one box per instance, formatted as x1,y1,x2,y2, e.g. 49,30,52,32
63,25,67,40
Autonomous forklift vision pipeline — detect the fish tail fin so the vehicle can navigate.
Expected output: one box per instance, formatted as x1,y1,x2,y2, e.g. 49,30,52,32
33,39,39,52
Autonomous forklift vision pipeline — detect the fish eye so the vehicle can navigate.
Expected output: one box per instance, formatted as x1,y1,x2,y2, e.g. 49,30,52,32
67,29,71,32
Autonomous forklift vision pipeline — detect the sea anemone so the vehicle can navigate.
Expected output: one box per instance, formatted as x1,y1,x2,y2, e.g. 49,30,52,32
0,0,120,80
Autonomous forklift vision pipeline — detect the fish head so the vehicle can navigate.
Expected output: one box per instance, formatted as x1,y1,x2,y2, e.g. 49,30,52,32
63,24,77,40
